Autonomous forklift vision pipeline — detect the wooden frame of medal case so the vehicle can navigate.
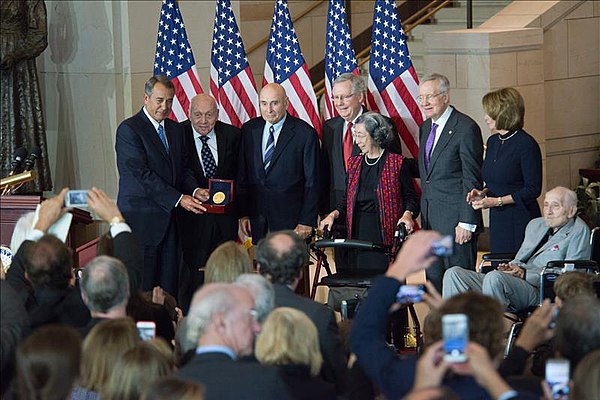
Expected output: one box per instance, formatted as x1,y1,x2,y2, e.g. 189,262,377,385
204,179,234,214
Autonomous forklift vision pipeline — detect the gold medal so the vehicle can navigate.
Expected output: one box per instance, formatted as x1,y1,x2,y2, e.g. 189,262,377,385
212,191,226,204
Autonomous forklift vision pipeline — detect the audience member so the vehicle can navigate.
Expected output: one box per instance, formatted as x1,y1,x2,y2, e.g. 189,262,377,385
350,230,527,400
554,296,600,368
79,255,130,335
443,186,591,311
101,342,173,400
141,377,205,400
73,318,140,400
256,307,336,400
553,270,598,307
174,317,197,366
204,241,253,284
235,273,274,325
176,283,290,399
570,349,600,400
417,73,484,293
256,230,348,394
16,324,81,400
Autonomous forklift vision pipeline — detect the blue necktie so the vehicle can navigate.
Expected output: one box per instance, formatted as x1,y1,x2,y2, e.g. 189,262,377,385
424,122,438,172
199,135,216,179
157,125,169,151
263,125,275,171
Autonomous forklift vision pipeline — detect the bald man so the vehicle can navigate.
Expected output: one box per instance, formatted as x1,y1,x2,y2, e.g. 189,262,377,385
237,83,320,244
178,94,241,308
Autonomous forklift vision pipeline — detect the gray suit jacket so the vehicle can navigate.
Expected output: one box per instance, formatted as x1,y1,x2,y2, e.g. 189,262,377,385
513,216,591,286
418,107,484,234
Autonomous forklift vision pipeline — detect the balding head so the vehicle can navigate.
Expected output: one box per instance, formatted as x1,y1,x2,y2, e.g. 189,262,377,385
543,186,578,231
255,230,307,285
259,83,288,124
186,283,260,356
189,94,219,135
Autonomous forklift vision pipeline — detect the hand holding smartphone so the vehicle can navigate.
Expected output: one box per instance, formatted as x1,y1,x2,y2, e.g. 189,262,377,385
396,284,427,304
442,313,468,363
65,190,89,208
545,358,570,399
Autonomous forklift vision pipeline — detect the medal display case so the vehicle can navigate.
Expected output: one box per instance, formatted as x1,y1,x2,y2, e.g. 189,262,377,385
204,179,234,214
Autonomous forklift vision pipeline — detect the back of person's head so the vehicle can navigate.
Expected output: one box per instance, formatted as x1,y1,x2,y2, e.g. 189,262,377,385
141,377,205,400
204,241,253,283
255,230,307,285
23,234,72,289
235,273,274,324
16,324,82,400
571,350,600,400
424,292,504,360
255,307,323,376
101,342,172,400
553,271,598,304
174,317,197,362
80,255,130,313
10,211,35,254
554,296,600,367
80,318,140,391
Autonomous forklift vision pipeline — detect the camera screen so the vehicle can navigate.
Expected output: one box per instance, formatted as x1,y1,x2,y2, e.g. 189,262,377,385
396,285,426,304
137,325,155,341
546,360,570,399
443,315,468,359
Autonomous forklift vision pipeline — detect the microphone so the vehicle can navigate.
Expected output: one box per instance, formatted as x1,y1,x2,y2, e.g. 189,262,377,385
9,147,28,175
23,146,41,171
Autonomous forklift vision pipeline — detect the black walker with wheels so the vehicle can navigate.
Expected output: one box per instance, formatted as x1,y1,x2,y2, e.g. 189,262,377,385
309,223,423,353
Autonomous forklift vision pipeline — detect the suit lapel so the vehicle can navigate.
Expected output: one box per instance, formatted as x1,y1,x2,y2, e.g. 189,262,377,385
267,116,294,173
531,219,574,258
332,117,345,173
140,110,170,161
164,119,177,182
214,122,226,177
253,121,266,179
426,109,457,177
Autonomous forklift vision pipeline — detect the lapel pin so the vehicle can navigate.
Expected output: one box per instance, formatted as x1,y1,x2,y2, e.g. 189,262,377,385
448,130,453,135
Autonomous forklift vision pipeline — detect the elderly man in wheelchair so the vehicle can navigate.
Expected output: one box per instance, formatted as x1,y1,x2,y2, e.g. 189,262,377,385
442,186,592,311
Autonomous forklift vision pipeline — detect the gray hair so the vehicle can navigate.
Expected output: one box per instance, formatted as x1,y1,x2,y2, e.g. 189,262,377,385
81,256,129,313
185,283,249,344
174,317,197,355
355,111,395,148
420,73,450,93
235,274,274,324
144,75,174,96
557,186,577,210
333,72,366,95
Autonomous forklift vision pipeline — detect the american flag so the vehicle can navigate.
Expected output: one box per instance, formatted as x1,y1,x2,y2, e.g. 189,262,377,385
210,0,259,128
153,0,203,122
366,0,423,158
264,0,321,136
324,0,359,120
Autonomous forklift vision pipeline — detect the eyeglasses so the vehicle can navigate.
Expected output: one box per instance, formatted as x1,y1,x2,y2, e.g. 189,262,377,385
331,93,355,102
416,92,446,104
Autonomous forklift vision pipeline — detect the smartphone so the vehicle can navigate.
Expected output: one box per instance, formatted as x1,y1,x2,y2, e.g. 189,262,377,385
545,359,570,399
442,313,468,363
548,307,559,329
396,284,427,304
136,321,156,341
431,235,454,257
65,190,89,208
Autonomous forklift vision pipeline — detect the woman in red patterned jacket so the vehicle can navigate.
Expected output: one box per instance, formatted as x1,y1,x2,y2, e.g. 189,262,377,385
319,111,420,271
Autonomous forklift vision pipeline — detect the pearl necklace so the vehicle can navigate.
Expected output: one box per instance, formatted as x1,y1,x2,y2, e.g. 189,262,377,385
498,130,518,142
364,149,384,166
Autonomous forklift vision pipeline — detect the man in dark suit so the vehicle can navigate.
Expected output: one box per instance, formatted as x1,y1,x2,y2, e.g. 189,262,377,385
176,282,290,399
115,75,205,298
256,230,347,395
417,73,484,292
238,83,319,244
178,94,241,308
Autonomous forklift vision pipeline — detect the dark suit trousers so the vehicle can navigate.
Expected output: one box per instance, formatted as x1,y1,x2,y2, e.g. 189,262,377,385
426,238,478,294
142,217,179,298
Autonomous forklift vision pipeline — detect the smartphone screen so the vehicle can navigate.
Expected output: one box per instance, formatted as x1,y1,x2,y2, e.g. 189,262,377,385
136,321,156,341
65,190,89,208
431,235,454,257
396,285,426,304
546,359,570,399
442,314,468,362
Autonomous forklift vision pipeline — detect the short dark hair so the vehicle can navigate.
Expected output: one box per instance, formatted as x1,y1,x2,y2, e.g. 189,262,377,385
555,296,600,368
554,271,598,303
81,256,130,313
255,231,307,285
425,292,504,360
144,75,174,96
354,111,395,149
481,87,525,131
24,235,73,289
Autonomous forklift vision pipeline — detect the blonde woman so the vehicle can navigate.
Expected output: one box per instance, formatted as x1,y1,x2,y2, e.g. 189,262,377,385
256,307,336,400
204,241,253,283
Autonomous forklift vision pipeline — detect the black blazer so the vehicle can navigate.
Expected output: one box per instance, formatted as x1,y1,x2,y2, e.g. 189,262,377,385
116,109,198,246
237,115,320,242
273,284,348,395
176,352,291,400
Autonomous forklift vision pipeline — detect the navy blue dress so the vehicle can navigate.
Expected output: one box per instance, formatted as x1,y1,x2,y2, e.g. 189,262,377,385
483,130,542,253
